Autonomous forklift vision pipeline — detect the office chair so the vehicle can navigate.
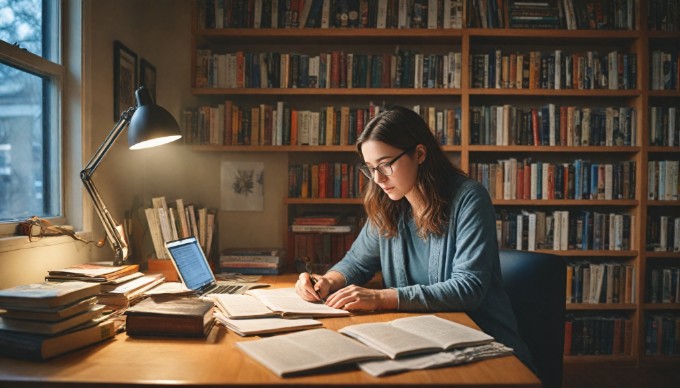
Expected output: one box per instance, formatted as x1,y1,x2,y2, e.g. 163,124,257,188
499,249,566,388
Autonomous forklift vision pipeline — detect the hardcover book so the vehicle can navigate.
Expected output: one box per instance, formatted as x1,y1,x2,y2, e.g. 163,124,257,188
124,295,215,338
0,281,101,310
0,320,115,361
0,304,105,335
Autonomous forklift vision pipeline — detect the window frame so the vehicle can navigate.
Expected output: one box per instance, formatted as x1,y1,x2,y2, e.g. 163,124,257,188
0,1,65,238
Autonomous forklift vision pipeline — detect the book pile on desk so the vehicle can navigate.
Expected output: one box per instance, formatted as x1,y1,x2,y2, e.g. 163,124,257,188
46,263,165,310
0,281,115,361
219,248,283,275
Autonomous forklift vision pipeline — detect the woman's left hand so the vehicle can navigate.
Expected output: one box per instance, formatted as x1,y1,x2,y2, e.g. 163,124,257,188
325,285,397,311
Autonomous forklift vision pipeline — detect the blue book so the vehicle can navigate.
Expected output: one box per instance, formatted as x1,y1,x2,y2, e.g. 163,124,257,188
574,159,582,200
590,163,599,200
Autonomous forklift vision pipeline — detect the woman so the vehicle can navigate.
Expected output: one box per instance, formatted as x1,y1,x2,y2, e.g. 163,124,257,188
295,105,532,368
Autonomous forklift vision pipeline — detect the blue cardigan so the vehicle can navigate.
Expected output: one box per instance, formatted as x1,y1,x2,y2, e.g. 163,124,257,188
330,174,533,368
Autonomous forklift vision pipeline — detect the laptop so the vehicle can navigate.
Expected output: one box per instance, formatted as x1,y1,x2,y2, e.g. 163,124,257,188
166,236,263,295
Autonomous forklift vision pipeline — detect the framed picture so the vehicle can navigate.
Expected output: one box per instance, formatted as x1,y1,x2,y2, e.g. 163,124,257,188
220,161,265,212
140,58,157,102
113,40,137,121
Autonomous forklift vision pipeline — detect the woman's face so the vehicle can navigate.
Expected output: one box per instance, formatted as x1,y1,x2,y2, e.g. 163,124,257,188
361,140,422,202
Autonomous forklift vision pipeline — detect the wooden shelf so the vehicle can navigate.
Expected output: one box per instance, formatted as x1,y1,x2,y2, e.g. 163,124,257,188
191,88,463,96
534,250,638,257
564,355,636,364
191,144,357,152
492,199,638,206
643,303,680,310
566,303,637,311
284,198,362,205
644,251,680,258
469,145,640,153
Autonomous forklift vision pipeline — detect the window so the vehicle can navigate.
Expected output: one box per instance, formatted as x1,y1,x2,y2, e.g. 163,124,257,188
0,0,62,231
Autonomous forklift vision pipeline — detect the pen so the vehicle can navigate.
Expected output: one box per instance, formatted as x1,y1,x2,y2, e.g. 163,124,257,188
305,262,325,303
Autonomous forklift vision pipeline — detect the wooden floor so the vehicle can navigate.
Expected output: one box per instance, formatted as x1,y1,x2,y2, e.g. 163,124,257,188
563,363,680,388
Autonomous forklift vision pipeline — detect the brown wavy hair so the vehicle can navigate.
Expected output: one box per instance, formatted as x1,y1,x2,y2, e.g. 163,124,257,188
357,106,466,238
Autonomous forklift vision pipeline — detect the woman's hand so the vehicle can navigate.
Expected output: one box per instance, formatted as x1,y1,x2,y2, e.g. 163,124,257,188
325,285,398,311
295,272,330,302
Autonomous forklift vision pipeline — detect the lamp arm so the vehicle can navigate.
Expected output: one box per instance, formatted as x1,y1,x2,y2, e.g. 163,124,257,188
80,107,136,265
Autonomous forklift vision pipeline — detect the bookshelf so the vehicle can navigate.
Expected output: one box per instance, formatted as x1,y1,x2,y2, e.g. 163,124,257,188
187,0,680,366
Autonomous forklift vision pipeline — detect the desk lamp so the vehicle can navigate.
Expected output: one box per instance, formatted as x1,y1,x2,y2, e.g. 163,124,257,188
80,86,182,266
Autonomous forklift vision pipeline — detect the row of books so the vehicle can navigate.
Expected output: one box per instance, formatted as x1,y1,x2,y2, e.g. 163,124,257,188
645,313,680,356
183,102,377,147
647,160,679,201
646,266,680,304
650,50,680,91
470,50,637,90
182,101,462,147
471,160,637,201
564,314,632,356
645,216,680,253
470,105,637,147
566,262,635,304
144,197,216,260
649,106,679,147
647,0,680,32
289,213,361,272
288,162,367,199
195,49,463,90
293,231,356,272
198,0,465,29
219,248,285,275
495,210,634,251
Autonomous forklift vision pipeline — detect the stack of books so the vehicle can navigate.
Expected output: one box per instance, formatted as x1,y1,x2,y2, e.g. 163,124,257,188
124,295,215,338
219,248,283,275
46,263,164,309
0,281,115,360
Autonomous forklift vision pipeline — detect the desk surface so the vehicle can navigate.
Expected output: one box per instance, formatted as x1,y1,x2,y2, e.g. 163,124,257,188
0,275,540,387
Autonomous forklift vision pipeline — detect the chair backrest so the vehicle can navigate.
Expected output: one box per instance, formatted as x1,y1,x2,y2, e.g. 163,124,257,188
499,249,566,388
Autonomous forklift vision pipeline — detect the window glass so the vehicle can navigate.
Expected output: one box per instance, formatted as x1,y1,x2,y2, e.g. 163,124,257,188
0,0,43,57
0,0,60,224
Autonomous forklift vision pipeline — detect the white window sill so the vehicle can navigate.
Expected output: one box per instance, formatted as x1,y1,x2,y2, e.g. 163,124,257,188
0,231,94,254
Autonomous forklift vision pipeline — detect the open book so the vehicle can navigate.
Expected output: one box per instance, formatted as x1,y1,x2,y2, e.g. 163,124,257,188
214,312,322,336
210,287,349,319
338,315,495,359
235,328,386,377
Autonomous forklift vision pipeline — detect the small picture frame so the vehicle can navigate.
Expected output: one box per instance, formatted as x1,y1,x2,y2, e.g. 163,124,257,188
113,40,137,121
140,58,157,102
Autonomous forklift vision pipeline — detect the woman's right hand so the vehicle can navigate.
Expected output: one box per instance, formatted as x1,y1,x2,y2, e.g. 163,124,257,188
295,272,330,303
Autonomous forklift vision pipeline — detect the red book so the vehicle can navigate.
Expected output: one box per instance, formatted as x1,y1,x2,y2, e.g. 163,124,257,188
318,162,328,198
559,106,568,146
523,162,531,200
341,163,349,198
563,320,572,356
531,108,540,145
331,51,340,88
516,164,524,200
290,109,298,146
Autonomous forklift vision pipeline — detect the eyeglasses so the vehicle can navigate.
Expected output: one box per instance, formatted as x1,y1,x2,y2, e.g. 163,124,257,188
359,147,414,179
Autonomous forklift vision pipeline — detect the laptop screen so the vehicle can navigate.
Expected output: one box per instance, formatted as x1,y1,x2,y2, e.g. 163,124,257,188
166,237,215,292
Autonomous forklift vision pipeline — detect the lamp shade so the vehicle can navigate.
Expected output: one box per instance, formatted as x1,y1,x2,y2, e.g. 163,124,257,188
128,87,182,150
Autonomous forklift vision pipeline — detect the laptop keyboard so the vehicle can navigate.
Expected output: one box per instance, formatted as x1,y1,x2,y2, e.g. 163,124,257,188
210,284,246,294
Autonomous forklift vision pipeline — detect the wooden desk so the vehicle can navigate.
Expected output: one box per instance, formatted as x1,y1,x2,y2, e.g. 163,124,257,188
0,275,540,387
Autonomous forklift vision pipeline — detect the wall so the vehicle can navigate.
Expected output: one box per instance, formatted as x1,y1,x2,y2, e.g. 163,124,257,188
86,0,287,264
0,0,288,288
